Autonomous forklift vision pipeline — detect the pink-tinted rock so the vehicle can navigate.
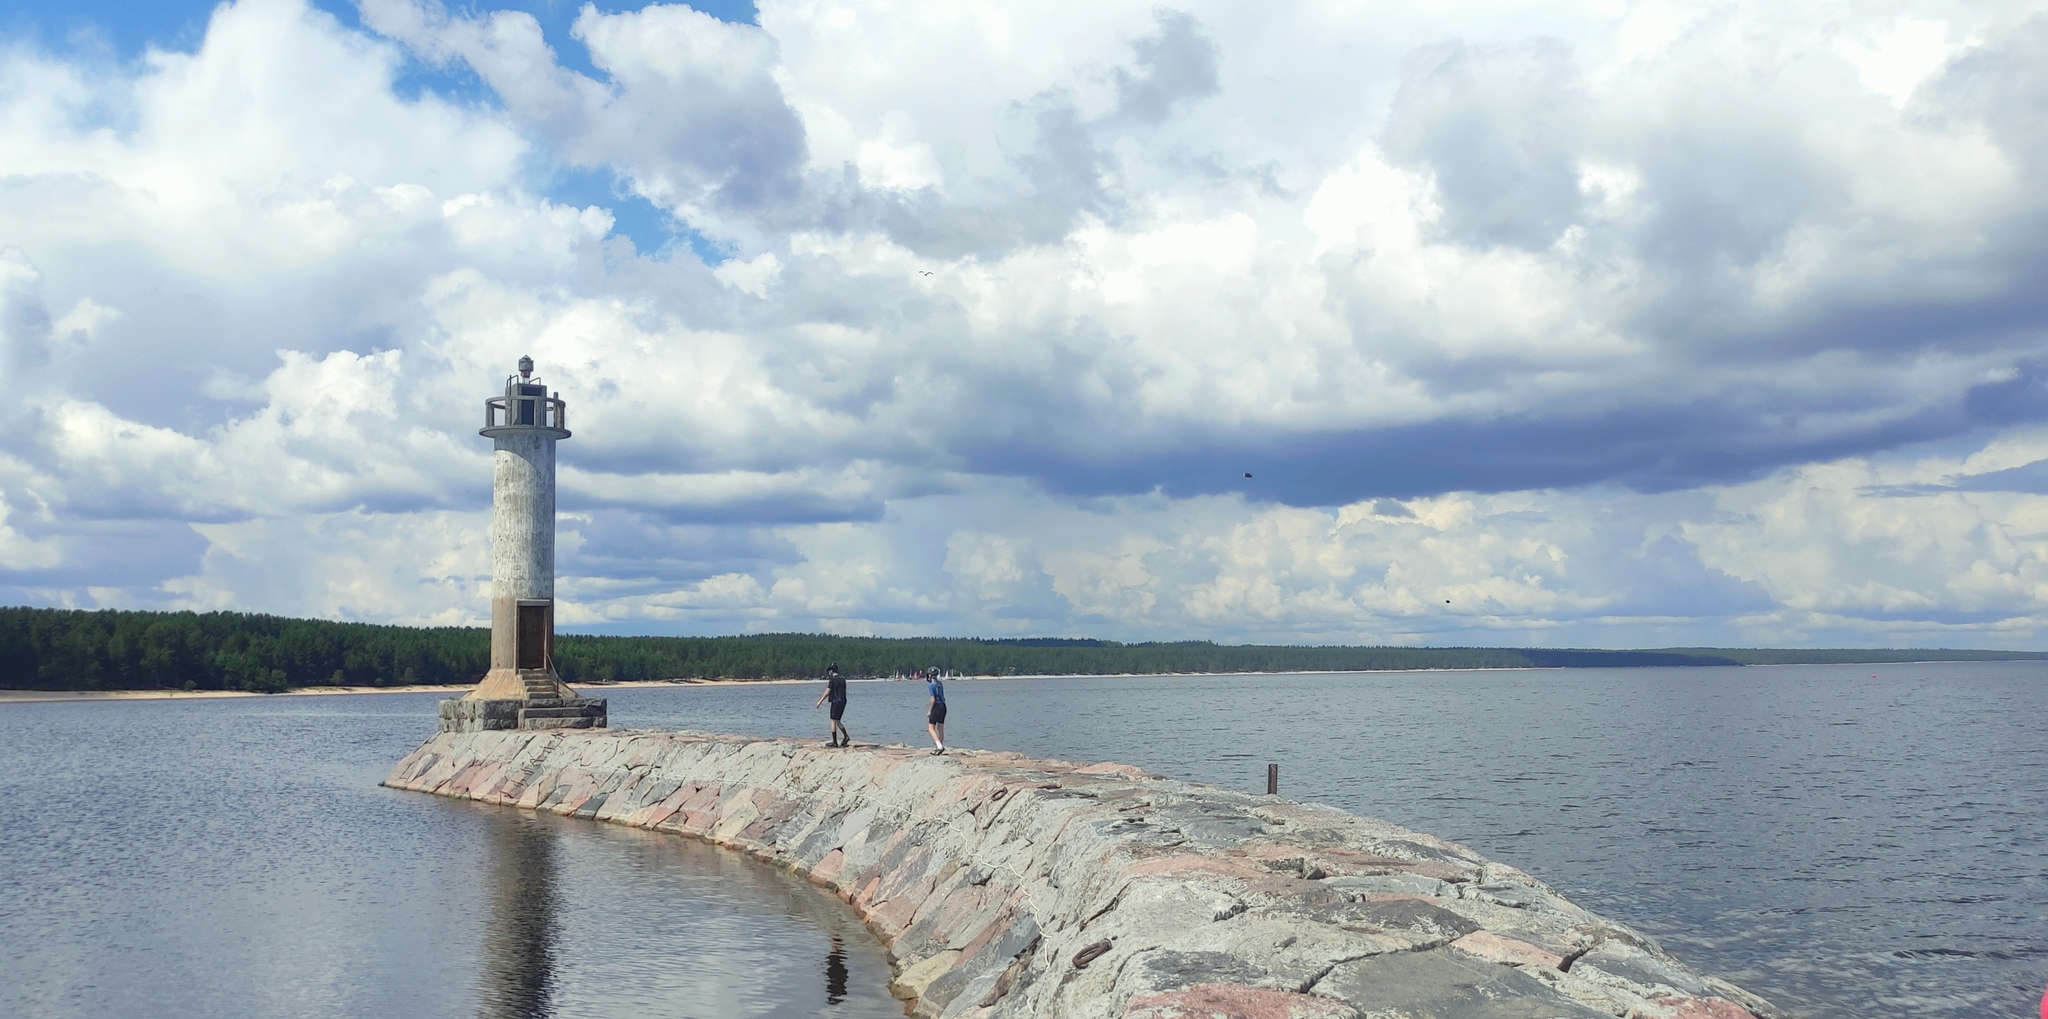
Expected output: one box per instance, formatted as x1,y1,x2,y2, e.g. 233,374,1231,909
810,848,846,887
1637,996,1761,1019
1122,983,1357,1019
1077,762,1157,779
383,729,1776,1019
1121,854,1272,883
1450,931,1566,969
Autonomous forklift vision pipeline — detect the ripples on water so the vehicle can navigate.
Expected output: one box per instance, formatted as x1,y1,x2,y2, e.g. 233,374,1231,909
607,662,2048,1019
1,662,2043,1019
0,696,906,1019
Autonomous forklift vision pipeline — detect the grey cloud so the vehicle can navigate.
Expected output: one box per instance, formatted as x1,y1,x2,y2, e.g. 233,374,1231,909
965,362,2048,505
1383,40,1584,251
569,492,889,526
860,99,1119,258
0,517,207,594
1620,111,1831,281
1950,460,2048,494
579,34,808,214
1592,533,1776,617
369,1,806,222
562,510,798,582
0,248,54,369
1922,14,2048,173
1867,457,2048,497
855,13,1216,256
1113,10,1220,125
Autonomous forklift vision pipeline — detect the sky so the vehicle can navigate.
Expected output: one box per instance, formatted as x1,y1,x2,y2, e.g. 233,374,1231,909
2,0,2047,648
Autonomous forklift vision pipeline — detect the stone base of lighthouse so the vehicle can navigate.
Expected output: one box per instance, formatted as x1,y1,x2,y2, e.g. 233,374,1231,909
439,668,607,732
438,693,608,732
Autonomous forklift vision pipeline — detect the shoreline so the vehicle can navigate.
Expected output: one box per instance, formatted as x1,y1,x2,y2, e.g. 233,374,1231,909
0,678,761,704
0,657,2015,703
0,668,1555,703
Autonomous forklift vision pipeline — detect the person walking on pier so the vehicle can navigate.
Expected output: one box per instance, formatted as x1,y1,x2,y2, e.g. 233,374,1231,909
814,663,850,747
925,666,947,755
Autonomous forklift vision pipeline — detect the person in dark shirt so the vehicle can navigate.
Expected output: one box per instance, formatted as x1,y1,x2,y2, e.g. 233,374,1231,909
813,663,850,747
925,666,947,755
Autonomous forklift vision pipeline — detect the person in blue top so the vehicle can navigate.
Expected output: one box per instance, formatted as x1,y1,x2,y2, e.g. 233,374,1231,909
812,663,850,747
925,666,947,755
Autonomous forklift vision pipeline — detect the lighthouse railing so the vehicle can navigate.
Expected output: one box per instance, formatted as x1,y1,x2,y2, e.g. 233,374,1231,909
484,395,568,431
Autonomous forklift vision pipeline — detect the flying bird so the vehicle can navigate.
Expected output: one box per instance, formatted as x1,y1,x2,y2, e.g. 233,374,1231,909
919,270,934,276
1244,472,1253,478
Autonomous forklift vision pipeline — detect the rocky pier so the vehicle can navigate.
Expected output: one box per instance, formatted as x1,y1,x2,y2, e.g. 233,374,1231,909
385,730,1778,1019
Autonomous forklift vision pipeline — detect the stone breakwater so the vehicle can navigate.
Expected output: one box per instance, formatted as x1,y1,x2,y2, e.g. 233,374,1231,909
385,730,1777,1019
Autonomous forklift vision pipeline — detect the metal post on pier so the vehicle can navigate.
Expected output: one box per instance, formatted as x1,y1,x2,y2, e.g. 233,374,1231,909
1266,763,1279,795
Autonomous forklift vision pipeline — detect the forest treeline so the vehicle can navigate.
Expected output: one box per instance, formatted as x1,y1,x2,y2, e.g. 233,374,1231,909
1,606,2042,692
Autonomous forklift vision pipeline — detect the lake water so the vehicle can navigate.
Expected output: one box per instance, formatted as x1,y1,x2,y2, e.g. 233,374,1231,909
3,662,2044,1019
0,693,907,1019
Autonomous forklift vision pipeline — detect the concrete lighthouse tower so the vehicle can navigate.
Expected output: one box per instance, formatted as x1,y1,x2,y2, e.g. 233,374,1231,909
439,356,606,732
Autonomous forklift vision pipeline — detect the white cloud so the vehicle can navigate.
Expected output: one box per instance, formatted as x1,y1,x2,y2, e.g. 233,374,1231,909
1840,17,1960,108
712,251,782,296
1,0,2047,648
164,508,490,624
1687,445,2048,622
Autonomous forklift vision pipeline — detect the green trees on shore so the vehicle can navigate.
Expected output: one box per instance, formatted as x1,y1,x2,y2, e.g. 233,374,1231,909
0,606,2040,692
0,607,488,692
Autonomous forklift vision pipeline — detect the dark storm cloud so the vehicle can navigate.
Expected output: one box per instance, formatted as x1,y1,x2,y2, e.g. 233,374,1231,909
971,364,2048,504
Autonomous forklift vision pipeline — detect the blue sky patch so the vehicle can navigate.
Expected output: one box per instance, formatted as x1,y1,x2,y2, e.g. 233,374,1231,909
0,0,756,65
543,165,735,263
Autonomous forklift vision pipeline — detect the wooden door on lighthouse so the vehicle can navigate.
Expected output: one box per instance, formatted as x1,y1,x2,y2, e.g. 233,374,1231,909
516,602,550,670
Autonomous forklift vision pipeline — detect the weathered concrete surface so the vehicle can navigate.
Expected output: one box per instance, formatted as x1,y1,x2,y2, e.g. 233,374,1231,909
473,369,575,704
385,730,1778,1019
438,696,608,732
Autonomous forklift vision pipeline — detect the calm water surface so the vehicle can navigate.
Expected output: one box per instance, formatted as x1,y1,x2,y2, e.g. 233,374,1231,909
4,662,2045,1019
0,694,906,1019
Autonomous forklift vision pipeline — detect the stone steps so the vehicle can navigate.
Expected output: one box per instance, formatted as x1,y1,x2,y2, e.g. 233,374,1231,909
517,701,608,730
438,697,607,732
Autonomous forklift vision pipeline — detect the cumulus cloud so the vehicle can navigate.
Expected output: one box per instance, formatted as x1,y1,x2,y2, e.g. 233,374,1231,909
1,0,2047,646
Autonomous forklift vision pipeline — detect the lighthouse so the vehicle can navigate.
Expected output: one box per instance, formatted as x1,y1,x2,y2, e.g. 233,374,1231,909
439,356,607,732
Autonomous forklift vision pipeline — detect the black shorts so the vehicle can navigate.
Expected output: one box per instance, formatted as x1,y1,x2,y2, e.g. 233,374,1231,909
928,702,948,724
829,699,846,720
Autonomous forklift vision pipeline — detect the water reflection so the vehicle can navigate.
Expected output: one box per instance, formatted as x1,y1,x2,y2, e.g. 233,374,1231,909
824,937,848,1005
2,696,909,1019
480,813,558,1019
459,806,908,1018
